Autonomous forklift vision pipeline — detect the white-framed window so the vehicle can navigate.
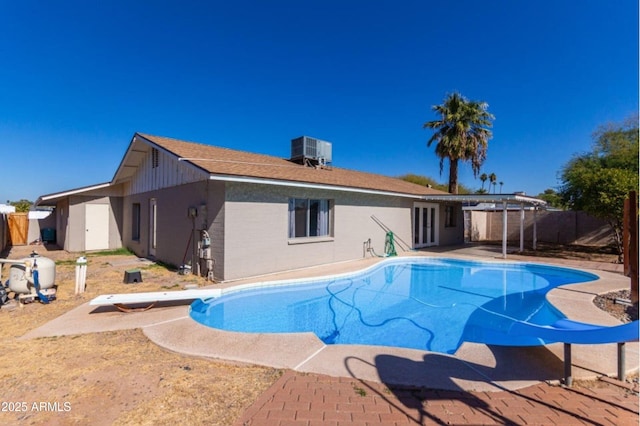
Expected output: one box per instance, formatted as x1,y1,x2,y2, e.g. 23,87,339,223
288,198,331,238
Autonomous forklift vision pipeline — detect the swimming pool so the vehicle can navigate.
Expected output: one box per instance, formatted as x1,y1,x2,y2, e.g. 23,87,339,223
189,257,599,354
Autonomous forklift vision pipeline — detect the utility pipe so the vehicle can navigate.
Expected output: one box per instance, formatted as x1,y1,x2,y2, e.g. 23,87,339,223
0,259,28,265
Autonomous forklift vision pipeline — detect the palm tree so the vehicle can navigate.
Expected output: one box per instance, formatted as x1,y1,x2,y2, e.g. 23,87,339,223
424,92,494,194
499,181,504,193
480,173,488,192
489,172,497,193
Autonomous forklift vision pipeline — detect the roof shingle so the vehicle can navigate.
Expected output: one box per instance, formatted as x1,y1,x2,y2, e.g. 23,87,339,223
138,133,448,197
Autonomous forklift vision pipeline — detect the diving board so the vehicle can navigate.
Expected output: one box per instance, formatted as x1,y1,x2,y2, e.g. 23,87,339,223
509,319,639,386
90,289,221,312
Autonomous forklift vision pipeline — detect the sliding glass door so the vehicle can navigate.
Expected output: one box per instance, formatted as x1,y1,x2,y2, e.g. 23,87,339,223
413,203,439,248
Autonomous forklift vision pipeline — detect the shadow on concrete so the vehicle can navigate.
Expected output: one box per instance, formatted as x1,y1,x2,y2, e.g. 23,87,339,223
374,346,562,389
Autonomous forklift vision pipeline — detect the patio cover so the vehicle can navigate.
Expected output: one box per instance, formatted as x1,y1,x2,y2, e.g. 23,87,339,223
421,193,548,259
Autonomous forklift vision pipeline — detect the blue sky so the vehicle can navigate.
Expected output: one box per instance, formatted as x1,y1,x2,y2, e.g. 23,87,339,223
1,1,638,203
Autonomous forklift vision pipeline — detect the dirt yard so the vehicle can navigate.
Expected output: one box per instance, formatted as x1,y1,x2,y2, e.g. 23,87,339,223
0,245,282,425
518,241,621,263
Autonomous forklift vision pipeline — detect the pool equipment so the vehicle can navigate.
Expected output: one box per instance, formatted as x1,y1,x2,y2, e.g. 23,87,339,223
198,230,215,281
364,231,397,258
0,252,56,303
384,231,397,257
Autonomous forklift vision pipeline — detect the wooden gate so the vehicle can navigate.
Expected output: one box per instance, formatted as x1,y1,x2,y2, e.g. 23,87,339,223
8,212,28,245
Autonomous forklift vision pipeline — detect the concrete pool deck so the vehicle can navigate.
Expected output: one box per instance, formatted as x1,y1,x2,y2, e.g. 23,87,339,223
21,245,639,393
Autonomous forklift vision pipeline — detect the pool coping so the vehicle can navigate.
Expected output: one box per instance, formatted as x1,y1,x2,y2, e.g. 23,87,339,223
21,249,639,392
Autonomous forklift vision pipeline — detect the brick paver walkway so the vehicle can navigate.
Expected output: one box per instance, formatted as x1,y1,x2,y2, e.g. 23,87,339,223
235,371,639,425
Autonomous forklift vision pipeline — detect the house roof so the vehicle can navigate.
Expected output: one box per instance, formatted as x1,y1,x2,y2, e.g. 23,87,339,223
131,133,448,197
36,182,114,206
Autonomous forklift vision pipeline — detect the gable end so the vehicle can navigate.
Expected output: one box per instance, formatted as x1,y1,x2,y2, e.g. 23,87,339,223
118,134,210,196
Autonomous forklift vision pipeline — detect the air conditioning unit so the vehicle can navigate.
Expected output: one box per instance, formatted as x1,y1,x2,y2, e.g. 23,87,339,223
290,136,332,165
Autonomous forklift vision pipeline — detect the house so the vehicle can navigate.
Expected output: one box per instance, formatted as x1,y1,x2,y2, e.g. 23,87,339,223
36,133,465,281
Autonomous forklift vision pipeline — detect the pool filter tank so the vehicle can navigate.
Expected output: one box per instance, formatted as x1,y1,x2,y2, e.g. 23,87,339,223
7,255,56,294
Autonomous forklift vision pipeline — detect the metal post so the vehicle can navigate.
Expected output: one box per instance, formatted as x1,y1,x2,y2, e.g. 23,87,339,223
564,343,572,387
502,201,508,259
532,206,538,251
618,342,626,382
519,203,525,252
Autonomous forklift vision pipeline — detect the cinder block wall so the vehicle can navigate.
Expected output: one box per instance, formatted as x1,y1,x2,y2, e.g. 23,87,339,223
468,210,614,246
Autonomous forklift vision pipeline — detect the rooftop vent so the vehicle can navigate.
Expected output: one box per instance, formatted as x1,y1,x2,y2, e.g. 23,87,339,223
290,136,332,166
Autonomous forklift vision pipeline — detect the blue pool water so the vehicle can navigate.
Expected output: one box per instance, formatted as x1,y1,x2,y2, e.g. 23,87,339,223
189,258,598,354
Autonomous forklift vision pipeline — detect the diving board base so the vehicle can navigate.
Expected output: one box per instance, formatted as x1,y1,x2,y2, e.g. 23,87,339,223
114,302,157,313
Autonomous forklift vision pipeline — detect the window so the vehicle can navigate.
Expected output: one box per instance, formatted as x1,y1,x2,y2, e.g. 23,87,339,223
132,203,141,241
444,205,456,228
288,198,330,238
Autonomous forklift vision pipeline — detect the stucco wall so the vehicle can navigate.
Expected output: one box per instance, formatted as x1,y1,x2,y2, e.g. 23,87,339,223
55,198,70,250
223,182,418,280
65,195,123,252
123,180,225,273
66,198,85,252
27,212,57,244
438,203,465,246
